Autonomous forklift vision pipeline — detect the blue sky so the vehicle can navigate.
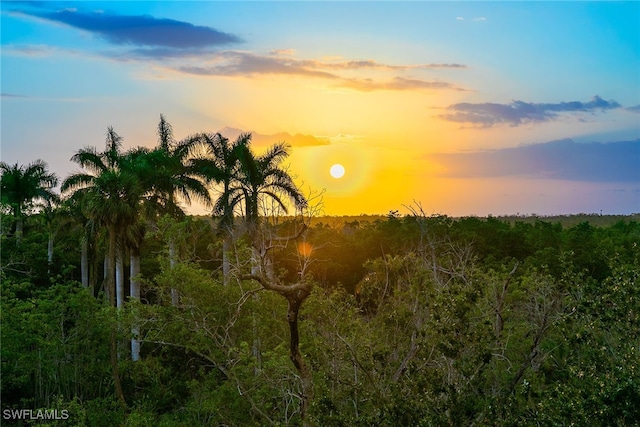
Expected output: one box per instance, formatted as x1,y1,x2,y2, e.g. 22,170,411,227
2,1,639,216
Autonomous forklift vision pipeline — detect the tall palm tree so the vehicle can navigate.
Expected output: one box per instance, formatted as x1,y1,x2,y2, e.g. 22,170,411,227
143,115,211,304
61,127,137,406
116,147,151,308
61,192,97,289
116,146,157,362
191,132,252,283
146,115,211,215
0,160,58,243
62,128,141,303
234,141,307,259
238,142,306,220
38,196,62,273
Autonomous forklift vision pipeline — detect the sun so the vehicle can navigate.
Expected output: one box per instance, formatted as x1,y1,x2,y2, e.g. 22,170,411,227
330,163,345,179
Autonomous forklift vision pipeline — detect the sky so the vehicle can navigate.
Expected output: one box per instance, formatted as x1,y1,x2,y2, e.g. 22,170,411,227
1,1,639,217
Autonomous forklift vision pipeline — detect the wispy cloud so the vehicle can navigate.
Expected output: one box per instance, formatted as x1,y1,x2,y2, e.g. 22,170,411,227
430,139,640,182
304,59,466,71
270,49,296,56
456,16,487,22
340,76,465,92
1,44,62,57
1,93,30,98
23,8,241,48
178,51,339,79
217,127,330,147
440,96,621,127
176,52,465,92
625,104,640,113
10,6,466,93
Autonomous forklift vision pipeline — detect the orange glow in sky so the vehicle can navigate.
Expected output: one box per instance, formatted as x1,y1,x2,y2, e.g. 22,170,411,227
2,2,638,216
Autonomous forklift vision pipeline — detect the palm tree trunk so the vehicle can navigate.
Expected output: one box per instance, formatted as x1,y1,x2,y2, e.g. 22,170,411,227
81,237,89,288
116,246,125,309
104,255,109,299
130,247,141,362
107,225,126,407
15,215,24,244
106,225,116,301
47,230,54,274
129,249,141,300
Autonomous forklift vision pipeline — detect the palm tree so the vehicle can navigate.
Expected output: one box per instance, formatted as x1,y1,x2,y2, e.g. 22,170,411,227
231,140,314,422
61,192,97,289
146,115,211,217
61,127,137,406
38,196,62,273
191,132,251,283
143,115,211,304
116,146,157,362
234,141,307,264
0,160,58,243
62,128,141,303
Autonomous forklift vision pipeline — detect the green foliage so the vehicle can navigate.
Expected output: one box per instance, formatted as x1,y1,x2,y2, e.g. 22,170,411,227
0,159,58,228
2,208,639,425
1,279,112,408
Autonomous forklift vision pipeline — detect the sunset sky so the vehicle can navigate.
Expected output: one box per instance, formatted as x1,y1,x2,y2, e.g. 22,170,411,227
2,1,639,216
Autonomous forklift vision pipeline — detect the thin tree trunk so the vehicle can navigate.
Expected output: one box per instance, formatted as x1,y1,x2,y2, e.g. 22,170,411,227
116,245,125,309
248,271,315,425
109,327,125,405
89,243,98,296
107,225,126,407
130,247,141,362
287,297,313,426
130,250,141,300
47,231,54,274
104,255,109,299
251,244,262,373
81,237,89,288
15,216,23,244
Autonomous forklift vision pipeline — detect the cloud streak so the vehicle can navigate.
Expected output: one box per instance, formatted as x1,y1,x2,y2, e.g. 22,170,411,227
339,76,465,92
304,59,466,71
217,127,330,147
440,96,621,127
431,139,639,182
1,93,30,98
24,9,241,48
177,52,465,92
11,6,466,93
179,51,338,79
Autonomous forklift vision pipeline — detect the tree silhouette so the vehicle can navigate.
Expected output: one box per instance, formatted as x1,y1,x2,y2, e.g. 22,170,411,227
231,140,314,423
0,159,58,243
142,115,211,304
191,132,251,283
61,127,136,406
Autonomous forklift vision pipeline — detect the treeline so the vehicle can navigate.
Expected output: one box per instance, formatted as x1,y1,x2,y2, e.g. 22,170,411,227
3,211,639,425
1,116,640,425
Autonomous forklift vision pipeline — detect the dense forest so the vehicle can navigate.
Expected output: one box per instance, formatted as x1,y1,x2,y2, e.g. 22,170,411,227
2,117,639,426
